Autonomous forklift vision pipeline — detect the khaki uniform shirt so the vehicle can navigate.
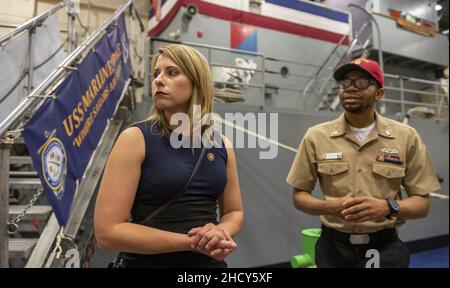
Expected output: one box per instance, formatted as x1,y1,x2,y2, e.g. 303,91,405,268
287,112,441,233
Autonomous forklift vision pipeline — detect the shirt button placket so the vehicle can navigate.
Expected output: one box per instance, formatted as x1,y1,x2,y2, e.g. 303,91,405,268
355,167,363,195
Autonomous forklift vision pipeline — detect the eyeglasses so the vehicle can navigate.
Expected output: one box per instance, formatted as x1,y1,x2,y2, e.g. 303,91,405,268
338,78,378,90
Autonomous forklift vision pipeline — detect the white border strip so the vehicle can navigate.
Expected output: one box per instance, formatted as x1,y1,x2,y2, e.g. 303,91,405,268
262,3,350,35
148,0,350,36
202,0,350,35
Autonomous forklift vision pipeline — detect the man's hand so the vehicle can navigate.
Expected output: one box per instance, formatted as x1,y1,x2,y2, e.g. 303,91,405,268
341,197,390,222
325,197,353,219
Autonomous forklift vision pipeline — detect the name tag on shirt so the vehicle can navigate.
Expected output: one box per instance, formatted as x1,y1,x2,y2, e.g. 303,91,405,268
322,152,343,160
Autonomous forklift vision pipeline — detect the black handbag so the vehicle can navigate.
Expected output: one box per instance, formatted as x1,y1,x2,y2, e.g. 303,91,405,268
108,147,207,268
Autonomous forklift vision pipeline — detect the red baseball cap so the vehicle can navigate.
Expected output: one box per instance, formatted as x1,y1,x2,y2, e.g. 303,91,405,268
333,58,384,88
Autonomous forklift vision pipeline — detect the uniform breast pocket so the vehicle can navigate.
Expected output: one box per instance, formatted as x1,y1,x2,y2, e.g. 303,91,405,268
317,161,350,196
372,163,405,198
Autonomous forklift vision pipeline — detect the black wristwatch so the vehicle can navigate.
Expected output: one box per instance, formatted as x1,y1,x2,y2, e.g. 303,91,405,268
386,199,400,219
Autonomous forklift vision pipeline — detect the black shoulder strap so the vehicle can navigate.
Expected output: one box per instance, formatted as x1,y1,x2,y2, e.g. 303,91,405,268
139,147,207,226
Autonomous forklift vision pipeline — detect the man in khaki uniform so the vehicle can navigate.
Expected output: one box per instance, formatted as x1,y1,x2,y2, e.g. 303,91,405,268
287,58,441,268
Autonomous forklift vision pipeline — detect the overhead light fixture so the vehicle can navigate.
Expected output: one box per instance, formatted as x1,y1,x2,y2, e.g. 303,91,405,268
435,4,442,11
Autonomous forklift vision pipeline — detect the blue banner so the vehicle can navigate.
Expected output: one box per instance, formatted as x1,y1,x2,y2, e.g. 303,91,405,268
23,14,131,226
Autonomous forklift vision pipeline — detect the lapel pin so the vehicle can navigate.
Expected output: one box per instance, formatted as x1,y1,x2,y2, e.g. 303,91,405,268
207,152,215,161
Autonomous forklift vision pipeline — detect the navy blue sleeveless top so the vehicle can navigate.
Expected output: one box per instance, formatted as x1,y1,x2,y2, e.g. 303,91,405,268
120,121,229,267
132,120,228,207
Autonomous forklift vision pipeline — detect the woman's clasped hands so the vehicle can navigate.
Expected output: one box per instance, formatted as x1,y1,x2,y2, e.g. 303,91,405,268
188,223,236,261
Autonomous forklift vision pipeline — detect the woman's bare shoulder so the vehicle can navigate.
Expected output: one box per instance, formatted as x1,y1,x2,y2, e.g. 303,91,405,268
112,126,145,160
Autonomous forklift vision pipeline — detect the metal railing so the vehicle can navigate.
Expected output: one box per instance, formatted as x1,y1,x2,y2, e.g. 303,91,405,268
0,2,66,268
0,3,65,46
1,0,136,268
148,37,266,105
0,1,133,138
0,3,66,107
148,37,344,107
147,37,448,119
382,73,449,119
297,3,383,111
303,21,375,111
348,3,384,72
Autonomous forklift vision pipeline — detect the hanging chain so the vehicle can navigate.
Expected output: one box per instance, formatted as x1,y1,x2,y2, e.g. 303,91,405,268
7,187,43,235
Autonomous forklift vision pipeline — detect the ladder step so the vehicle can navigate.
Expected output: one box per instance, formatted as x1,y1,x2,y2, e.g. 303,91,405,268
8,238,38,259
9,197,19,205
11,223,41,236
10,156,33,165
9,178,41,189
9,205,52,220
9,171,38,177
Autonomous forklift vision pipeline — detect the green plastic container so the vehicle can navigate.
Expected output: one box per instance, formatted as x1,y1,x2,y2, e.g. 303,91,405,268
291,228,321,268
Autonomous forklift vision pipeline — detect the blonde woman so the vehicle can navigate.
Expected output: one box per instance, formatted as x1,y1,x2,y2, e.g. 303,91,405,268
94,44,243,268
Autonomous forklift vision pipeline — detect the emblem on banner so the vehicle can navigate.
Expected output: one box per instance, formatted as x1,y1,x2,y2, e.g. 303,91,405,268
39,130,67,199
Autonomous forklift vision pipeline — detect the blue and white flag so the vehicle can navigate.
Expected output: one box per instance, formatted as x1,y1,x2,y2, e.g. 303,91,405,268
23,14,131,226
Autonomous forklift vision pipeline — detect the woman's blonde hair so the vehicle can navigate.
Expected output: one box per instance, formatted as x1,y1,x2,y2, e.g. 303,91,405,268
148,44,214,137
